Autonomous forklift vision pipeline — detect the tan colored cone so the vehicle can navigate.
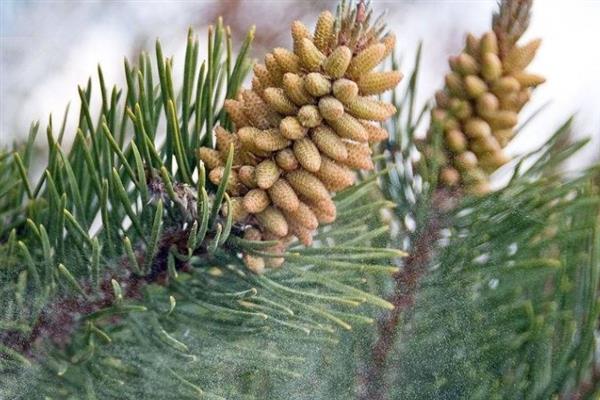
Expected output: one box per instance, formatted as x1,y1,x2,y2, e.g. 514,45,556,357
238,165,257,188
286,169,330,201
347,43,386,79
504,39,542,73
280,116,307,140
323,46,352,78
445,72,467,98
465,33,480,58
311,126,348,161
243,189,270,214
464,118,492,139
382,33,396,59
332,79,359,104
304,73,332,97
454,53,479,75
357,71,403,96
275,148,299,171
464,76,488,99
476,93,499,115
481,53,503,82
511,71,546,88
491,77,521,97
253,63,274,89
362,122,390,143
283,73,315,106
455,151,478,170
263,87,299,115
288,219,313,246
293,137,322,172
343,142,374,170
439,167,460,187
346,97,396,121
224,99,250,129
313,11,334,52
254,128,291,152
273,48,301,74
283,201,319,230
244,254,265,274
291,20,312,53
480,31,498,55
445,129,468,153
224,197,250,223
297,38,326,71
265,53,284,86
328,113,368,142
297,105,323,128
268,179,300,212
242,90,280,129
197,147,223,170
255,159,280,189
318,96,345,120
256,206,289,237
484,110,518,130
315,156,355,191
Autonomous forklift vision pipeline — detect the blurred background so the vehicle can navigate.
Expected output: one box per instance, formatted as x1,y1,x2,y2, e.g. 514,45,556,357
1,0,599,170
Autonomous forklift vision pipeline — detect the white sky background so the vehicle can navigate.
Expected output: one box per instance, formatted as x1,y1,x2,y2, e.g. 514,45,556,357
1,0,599,169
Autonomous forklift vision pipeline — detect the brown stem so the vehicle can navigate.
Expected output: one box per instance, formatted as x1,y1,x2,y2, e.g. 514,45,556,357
358,189,454,400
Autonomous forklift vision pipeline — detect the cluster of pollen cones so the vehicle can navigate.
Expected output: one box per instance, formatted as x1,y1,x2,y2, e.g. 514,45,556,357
197,5,402,273
433,29,544,194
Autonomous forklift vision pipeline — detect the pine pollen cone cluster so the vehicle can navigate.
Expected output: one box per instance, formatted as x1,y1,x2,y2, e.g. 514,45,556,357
433,30,544,194
197,7,402,273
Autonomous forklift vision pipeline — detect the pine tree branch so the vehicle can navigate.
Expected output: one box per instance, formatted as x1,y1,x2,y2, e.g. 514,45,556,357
359,188,456,400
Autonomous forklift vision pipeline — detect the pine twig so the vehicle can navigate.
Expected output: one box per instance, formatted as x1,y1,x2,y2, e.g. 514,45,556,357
359,188,455,400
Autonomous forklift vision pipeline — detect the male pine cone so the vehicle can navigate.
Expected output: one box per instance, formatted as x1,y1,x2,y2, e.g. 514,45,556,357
432,23,544,194
197,4,402,273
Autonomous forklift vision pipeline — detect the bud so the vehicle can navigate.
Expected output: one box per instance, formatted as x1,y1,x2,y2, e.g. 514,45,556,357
197,147,223,170
255,159,280,189
381,33,396,59
283,202,319,230
254,128,291,152
511,71,546,88
256,206,289,237
311,125,348,161
288,219,313,246
464,75,488,99
332,79,359,104
465,33,480,58
304,73,332,97
315,156,355,191
275,148,299,171
481,53,503,82
243,189,270,213
439,167,460,187
435,90,451,108
470,134,501,155
445,72,467,98
224,99,250,129
313,11,334,52
357,71,403,96
347,43,386,79
297,38,326,71
328,113,368,142
287,169,330,201
297,105,323,128
253,63,274,88
485,110,518,130
491,77,521,97
343,142,374,170
504,38,542,73
319,96,345,120
273,48,301,73
448,98,472,121
263,87,299,115
280,116,307,140
346,97,396,121
238,165,257,188
455,53,479,75
455,151,478,170
323,46,352,78
445,129,468,153
265,53,284,86
493,129,515,147
242,90,280,129
293,137,322,172
362,122,390,143
476,93,499,115
307,198,336,224
268,179,300,212
291,20,312,53
480,31,498,55
464,118,492,139
283,73,315,106
243,254,265,274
